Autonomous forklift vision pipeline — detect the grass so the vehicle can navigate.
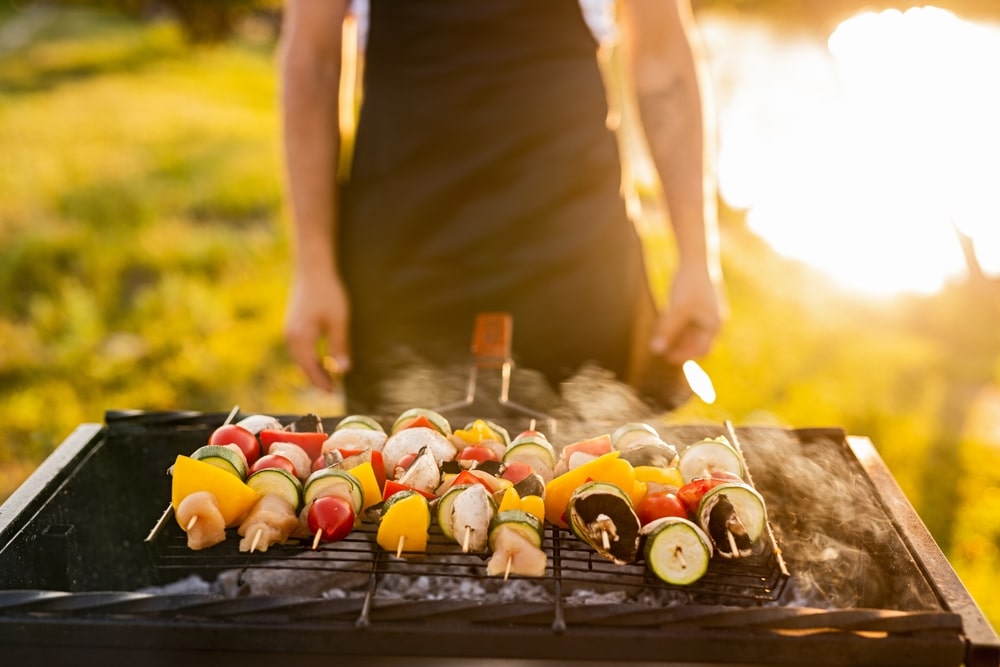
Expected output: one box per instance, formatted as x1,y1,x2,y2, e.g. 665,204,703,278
1,3,998,632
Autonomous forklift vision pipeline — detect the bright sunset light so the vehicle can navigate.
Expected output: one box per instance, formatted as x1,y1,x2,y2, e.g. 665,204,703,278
703,7,1000,297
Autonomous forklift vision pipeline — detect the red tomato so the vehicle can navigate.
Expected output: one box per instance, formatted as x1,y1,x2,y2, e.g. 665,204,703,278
395,452,419,473
258,430,328,461
456,445,499,464
307,496,355,543
208,424,261,466
501,461,533,485
677,477,727,515
636,492,689,525
248,453,296,476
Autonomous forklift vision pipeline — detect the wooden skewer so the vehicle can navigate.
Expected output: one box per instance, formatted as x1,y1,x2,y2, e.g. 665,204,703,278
223,404,240,426
186,515,198,531
250,527,263,553
462,525,472,553
312,528,323,550
528,419,536,431
503,556,512,581
601,529,610,551
396,535,406,558
726,529,740,557
675,545,687,570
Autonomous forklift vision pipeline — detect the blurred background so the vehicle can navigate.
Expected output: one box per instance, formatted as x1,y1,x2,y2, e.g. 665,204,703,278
1,0,998,628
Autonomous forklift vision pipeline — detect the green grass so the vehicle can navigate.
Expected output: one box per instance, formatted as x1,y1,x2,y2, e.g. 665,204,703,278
1,4,998,632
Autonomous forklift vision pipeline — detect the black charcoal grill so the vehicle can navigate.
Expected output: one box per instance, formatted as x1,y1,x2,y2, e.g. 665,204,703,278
1,409,997,667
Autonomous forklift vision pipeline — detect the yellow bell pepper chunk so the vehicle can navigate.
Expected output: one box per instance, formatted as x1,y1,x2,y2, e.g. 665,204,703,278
347,461,382,511
377,492,430,556
453,419,502,445
519,494,545,523
544,451,635,528
634,465,684,488
171,455,260,527
497,486,521,513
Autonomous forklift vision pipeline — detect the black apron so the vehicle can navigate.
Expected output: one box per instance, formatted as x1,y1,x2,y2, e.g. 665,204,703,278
339,0,656,413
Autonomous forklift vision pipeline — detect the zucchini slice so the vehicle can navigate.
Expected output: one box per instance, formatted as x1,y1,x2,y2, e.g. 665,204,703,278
678,436,745,483
488,509,544,552
303,467,364,513
246,467,303,512
191,444,247,480
642,516,713,585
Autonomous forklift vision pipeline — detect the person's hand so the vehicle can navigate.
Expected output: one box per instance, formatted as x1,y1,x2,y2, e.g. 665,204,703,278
649,265,726,365
283,271,351,392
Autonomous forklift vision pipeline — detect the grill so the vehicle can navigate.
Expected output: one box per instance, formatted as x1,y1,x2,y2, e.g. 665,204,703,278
1,409,997,666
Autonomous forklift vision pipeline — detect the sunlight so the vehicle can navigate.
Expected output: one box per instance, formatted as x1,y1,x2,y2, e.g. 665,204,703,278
703,7,1000,296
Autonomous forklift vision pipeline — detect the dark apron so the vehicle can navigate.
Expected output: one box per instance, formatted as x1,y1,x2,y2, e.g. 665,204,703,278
339,0,658,413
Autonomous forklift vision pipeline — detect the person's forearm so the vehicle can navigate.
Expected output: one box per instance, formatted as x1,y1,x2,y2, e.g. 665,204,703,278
622,0,721,280
279,5,345,281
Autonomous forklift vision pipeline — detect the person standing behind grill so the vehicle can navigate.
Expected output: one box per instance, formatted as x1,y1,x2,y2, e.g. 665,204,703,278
279,0,726,414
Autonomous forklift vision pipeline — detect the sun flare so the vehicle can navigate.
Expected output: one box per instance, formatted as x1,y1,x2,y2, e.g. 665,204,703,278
703,7,1000,297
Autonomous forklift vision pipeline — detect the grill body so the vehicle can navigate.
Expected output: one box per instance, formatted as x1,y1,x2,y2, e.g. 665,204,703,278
0,411,996,666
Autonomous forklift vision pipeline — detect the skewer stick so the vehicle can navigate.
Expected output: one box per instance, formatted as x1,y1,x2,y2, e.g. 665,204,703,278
396,535,406,558
312,528,323,550
528,419,536,431
504,556,512,581
674,545,687,570
462,525,472,553
250,527,263,553
186,515,198,531
726,529,740,557
224,404,240,426
601,529,610,551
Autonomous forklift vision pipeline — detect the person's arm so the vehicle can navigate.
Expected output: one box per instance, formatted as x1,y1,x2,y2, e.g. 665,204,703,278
279,0,352,391
619,0,726,364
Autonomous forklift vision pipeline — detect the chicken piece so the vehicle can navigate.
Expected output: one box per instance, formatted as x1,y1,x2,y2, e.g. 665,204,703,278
175,490,227,551
486,525,547,577
237,494,300,553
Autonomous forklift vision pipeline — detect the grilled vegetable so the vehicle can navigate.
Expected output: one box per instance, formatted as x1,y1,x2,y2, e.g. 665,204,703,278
396,446,441,494
382,426,458,474
307,495,356,547
391,408,452,436
191,444,247,480
335,414,385,432
303,467,365,513
246,467,302,511
171,454,260,527
502,436,556,482
208,424,261,467
266,441,313,480
678,436,745,483
377,489,431,556
567,481,641,565
618,441,678,469
440,483,495,552
696,482,767,558
544,451,639,529
260,430,329,462
642,516,713,585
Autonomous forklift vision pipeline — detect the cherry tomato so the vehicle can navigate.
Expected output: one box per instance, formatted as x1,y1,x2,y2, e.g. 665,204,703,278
636,492,689,525
208,424,261,466
248,453,296,476
395,452,419,473
456,445,499,464
677,477,727,515
308,496,356,542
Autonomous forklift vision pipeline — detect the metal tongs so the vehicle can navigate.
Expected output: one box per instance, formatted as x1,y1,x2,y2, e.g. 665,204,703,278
433,312,556,433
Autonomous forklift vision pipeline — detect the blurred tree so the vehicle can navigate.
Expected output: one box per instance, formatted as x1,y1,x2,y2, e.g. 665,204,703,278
38,0,282,43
